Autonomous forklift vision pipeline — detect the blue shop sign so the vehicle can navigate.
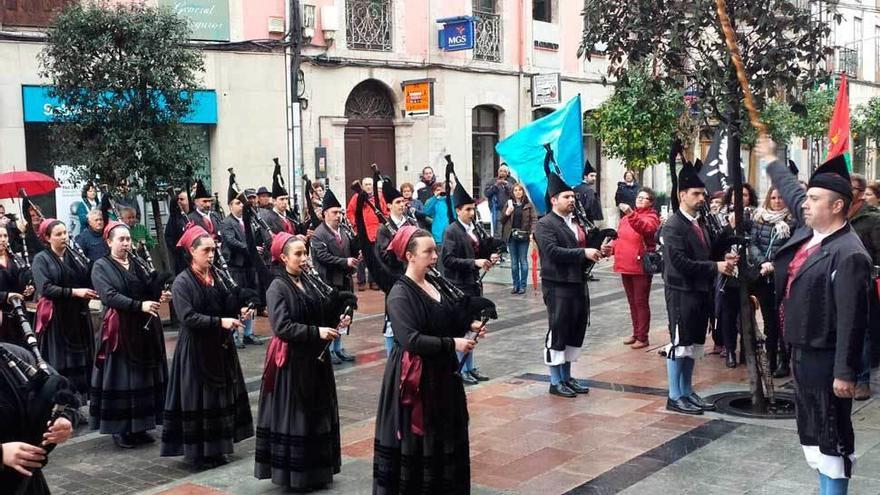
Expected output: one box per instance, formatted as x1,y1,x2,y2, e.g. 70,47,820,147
437,16,474,52
21,85,218,125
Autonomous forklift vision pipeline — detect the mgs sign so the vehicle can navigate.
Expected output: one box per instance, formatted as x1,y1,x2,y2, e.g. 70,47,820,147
438,17,474,52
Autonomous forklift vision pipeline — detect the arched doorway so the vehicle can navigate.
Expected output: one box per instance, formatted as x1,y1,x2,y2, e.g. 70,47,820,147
471,105,501,199
344,80,396,202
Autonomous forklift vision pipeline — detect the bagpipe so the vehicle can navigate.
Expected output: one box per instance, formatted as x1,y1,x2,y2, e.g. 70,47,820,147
542,145,616,277
0,335,77,468
301,174,323,232
273,157,303,230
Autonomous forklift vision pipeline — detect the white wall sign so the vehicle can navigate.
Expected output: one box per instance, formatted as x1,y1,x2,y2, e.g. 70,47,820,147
531,73,561,106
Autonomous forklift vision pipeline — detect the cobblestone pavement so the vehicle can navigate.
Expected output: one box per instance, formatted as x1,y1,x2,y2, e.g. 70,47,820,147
42,261,880,494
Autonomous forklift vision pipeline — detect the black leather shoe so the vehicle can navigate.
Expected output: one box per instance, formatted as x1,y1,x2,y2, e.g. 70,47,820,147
460,372,479,385
330,352,343,365
112,434,135,449
469,368,489,381
565,379,590,394
685,393,716,411
243,335,263,346
666,397,703,415
772,363,790,378
511,288,519,294
726,351,737,368
549,383,577,398
517,288,526,294
336,349,356,362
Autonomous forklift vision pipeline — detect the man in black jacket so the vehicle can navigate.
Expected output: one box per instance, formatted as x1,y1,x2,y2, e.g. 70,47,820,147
661,159,734,415
221,182,262,348
574,159,603,223
259,162,299,236
311,188,357,364
187,180,222,239
164,189,190,274
534,168,603,398
760,137,872,493
441,180,499,385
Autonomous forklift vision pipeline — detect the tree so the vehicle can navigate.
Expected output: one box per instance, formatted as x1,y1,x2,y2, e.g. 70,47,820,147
741,99,797,148
579,0,837,124
588,69,685,173
40,2,206,268
580,0,837,412
792,85,837,160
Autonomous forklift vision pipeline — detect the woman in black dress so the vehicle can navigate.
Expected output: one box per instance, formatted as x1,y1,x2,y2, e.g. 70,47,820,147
161,224,253,468
0,226,34,345
373,226,487,494
90,221,170,449
32,219,97,397
255,232,350,490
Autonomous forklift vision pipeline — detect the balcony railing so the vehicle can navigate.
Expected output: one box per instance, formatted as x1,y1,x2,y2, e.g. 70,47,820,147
473,9,502,62
345,0,392,51
839,47,859,79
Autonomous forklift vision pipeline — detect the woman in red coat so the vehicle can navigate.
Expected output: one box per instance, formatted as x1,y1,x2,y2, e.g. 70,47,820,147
608,187,660,349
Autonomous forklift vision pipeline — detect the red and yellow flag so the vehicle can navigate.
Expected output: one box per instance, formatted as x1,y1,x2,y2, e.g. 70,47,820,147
825,73,851,170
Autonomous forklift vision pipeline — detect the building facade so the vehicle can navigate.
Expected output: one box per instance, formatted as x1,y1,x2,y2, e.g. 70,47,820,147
1,0,625,222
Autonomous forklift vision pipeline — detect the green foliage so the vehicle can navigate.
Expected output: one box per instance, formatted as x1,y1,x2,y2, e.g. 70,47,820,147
853,97,880,146
39,1,206,199
579,0,836,124
792,85,836,142
741,99,797,147
587,70,684,172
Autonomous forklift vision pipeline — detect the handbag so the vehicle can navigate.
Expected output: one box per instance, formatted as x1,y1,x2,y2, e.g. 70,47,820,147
639,238,663,274
510,229,529,242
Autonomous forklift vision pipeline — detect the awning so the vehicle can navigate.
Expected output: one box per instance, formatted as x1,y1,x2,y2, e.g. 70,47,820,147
21,85,218,125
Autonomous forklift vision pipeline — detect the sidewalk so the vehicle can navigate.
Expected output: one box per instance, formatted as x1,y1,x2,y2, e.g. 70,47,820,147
44,263,880,494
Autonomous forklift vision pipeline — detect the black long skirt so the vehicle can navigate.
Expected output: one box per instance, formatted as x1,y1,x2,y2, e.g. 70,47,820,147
88,323,168,435
373,343,470,494
160,330,253,462
254,356,341,489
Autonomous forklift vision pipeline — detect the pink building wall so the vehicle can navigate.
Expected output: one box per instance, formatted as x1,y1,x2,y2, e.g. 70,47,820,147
561,1,582,76
243,0,285,40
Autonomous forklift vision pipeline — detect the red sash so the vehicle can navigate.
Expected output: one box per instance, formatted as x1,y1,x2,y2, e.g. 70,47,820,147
261,336,288,393
398,350,424,438
35,298,54,334
96,308,120,365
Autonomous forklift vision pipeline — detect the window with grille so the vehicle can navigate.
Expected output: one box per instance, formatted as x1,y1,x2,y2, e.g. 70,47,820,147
839,47,859,79
345,0,392,51
473,2,502,62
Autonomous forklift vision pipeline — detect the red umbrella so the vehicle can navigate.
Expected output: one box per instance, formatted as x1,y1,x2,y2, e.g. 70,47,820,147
0,171,59,199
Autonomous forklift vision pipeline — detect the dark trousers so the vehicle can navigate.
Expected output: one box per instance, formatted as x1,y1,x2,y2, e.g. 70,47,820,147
753,277,782,368
718,285,741,354
621,274,652,343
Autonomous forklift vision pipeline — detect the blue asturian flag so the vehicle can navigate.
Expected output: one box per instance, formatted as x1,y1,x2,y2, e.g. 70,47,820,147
495,95,584,215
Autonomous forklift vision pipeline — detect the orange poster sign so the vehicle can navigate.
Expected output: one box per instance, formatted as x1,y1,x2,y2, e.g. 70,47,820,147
402,80,434,116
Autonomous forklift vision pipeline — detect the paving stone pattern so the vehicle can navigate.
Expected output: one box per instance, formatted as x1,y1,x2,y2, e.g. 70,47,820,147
42,264,880,494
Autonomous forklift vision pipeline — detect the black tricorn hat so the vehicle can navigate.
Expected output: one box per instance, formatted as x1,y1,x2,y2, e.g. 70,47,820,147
677,159,706,191
788,160,799,176
227,170,245,205
583,158,596,177
272,160,289,199
321,188,342,210
193,179,211,200
808,154,851,200
544,144,573,199
452,180,474,208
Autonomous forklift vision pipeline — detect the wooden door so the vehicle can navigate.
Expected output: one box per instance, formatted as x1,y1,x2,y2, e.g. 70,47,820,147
344,120,396,203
